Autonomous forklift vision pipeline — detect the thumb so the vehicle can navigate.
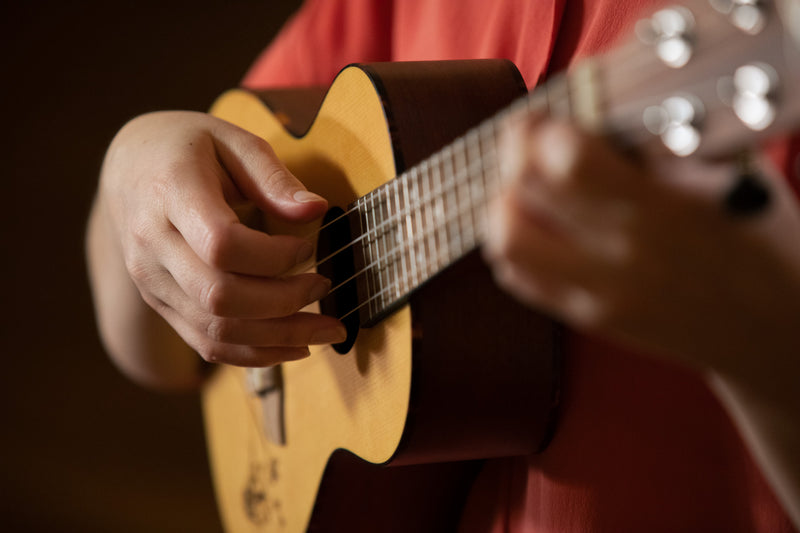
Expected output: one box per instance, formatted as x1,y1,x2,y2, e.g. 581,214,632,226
212,119,328,223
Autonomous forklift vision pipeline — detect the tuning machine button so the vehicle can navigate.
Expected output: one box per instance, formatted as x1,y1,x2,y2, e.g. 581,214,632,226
710,0,767,35
636,6,696,68
643,94,705,156
718,62,778,131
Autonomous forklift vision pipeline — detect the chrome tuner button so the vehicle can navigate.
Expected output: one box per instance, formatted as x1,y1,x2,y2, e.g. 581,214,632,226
643,94,705,156
636,6,696,68
730,62,778,130
710,0,767,35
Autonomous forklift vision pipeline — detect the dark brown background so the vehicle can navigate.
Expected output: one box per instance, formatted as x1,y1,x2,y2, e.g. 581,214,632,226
1,2,300,531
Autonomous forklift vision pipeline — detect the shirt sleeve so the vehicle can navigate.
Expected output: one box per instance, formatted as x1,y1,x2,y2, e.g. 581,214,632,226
242,0,393,89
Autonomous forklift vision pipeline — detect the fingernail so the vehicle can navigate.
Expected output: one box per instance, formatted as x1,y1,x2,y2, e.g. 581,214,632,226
293,190,325,203
295,241,314,264
308,278,332,303
309,325,348,345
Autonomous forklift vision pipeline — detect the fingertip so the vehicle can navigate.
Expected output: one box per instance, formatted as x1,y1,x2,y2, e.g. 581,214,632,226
285,189,329,222
293,190,326,204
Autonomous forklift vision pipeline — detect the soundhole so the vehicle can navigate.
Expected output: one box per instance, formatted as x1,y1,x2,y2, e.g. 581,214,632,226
316,207,359,354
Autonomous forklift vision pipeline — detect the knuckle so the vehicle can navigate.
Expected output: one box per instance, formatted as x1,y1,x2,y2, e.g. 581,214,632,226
199,275,233,315
263,166,297,195
140,291,168,314
205,316,235,343
124,254,160,292
128,215,154,249
199,223,235,269
197,344,222,364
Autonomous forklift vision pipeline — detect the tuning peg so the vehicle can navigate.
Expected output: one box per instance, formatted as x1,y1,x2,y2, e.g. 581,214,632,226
636,7,696,68
643,94,705,156
710,0,768,35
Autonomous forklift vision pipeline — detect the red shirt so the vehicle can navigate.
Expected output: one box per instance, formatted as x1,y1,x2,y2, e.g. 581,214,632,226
243,1,796,531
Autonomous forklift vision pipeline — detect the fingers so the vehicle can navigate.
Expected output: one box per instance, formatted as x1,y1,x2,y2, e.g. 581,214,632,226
210,120,329,223
108,111,348,367
486,116,648,329
132,261,348,366
160,153,314,277
151,301,318,367
163,237,332,319
500,118,644,234
484,191,608,327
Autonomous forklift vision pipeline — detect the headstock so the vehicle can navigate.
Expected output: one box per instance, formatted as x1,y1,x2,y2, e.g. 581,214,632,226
585,0,800,158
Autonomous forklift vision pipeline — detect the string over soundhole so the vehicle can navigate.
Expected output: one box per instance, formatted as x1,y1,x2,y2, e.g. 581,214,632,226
316,207,361,354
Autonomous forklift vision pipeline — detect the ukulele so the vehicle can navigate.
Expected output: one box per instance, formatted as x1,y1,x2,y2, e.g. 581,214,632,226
203,1,800,531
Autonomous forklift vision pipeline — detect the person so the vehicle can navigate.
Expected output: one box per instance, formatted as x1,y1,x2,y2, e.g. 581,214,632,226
86,0,800,531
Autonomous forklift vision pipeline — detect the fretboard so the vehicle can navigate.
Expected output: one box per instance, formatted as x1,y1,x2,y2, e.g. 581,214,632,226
351,87,561,326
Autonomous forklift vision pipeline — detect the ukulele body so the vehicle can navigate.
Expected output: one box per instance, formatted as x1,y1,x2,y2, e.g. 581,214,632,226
202,60,561,533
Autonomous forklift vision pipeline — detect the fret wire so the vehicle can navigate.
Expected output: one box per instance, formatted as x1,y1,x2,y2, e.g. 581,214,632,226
443,144,462,262
355,196,372,320
457,135,474,251
465,129,483,248
432,149,450,270
399,177,412,295
477,120,500,237
414,166,429,281
356,195,370,317
391,178,406,299
402,171,419,289
382,183,393,302
381,185,396,303
366,191,380,312
421,159,437,276
372,188,384,311
466,129,486,242
388,185,399,298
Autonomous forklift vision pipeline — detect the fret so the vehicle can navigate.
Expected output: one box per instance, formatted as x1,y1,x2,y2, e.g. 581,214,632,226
402,172,419,289
369,189,387,311
386,178,406,300
396,178,406,297
465,130,484,248
478,119,501,199
379,185,396,303
382,182,394,301
355,196,375,320
373,191,390,307
420,159,438,276
431,150,449,271
443,144,463,263
454,136,474,252
409,167,426,282
365,191,383,313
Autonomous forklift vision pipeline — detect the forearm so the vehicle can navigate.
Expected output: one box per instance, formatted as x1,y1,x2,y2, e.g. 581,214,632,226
86,193,204,390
